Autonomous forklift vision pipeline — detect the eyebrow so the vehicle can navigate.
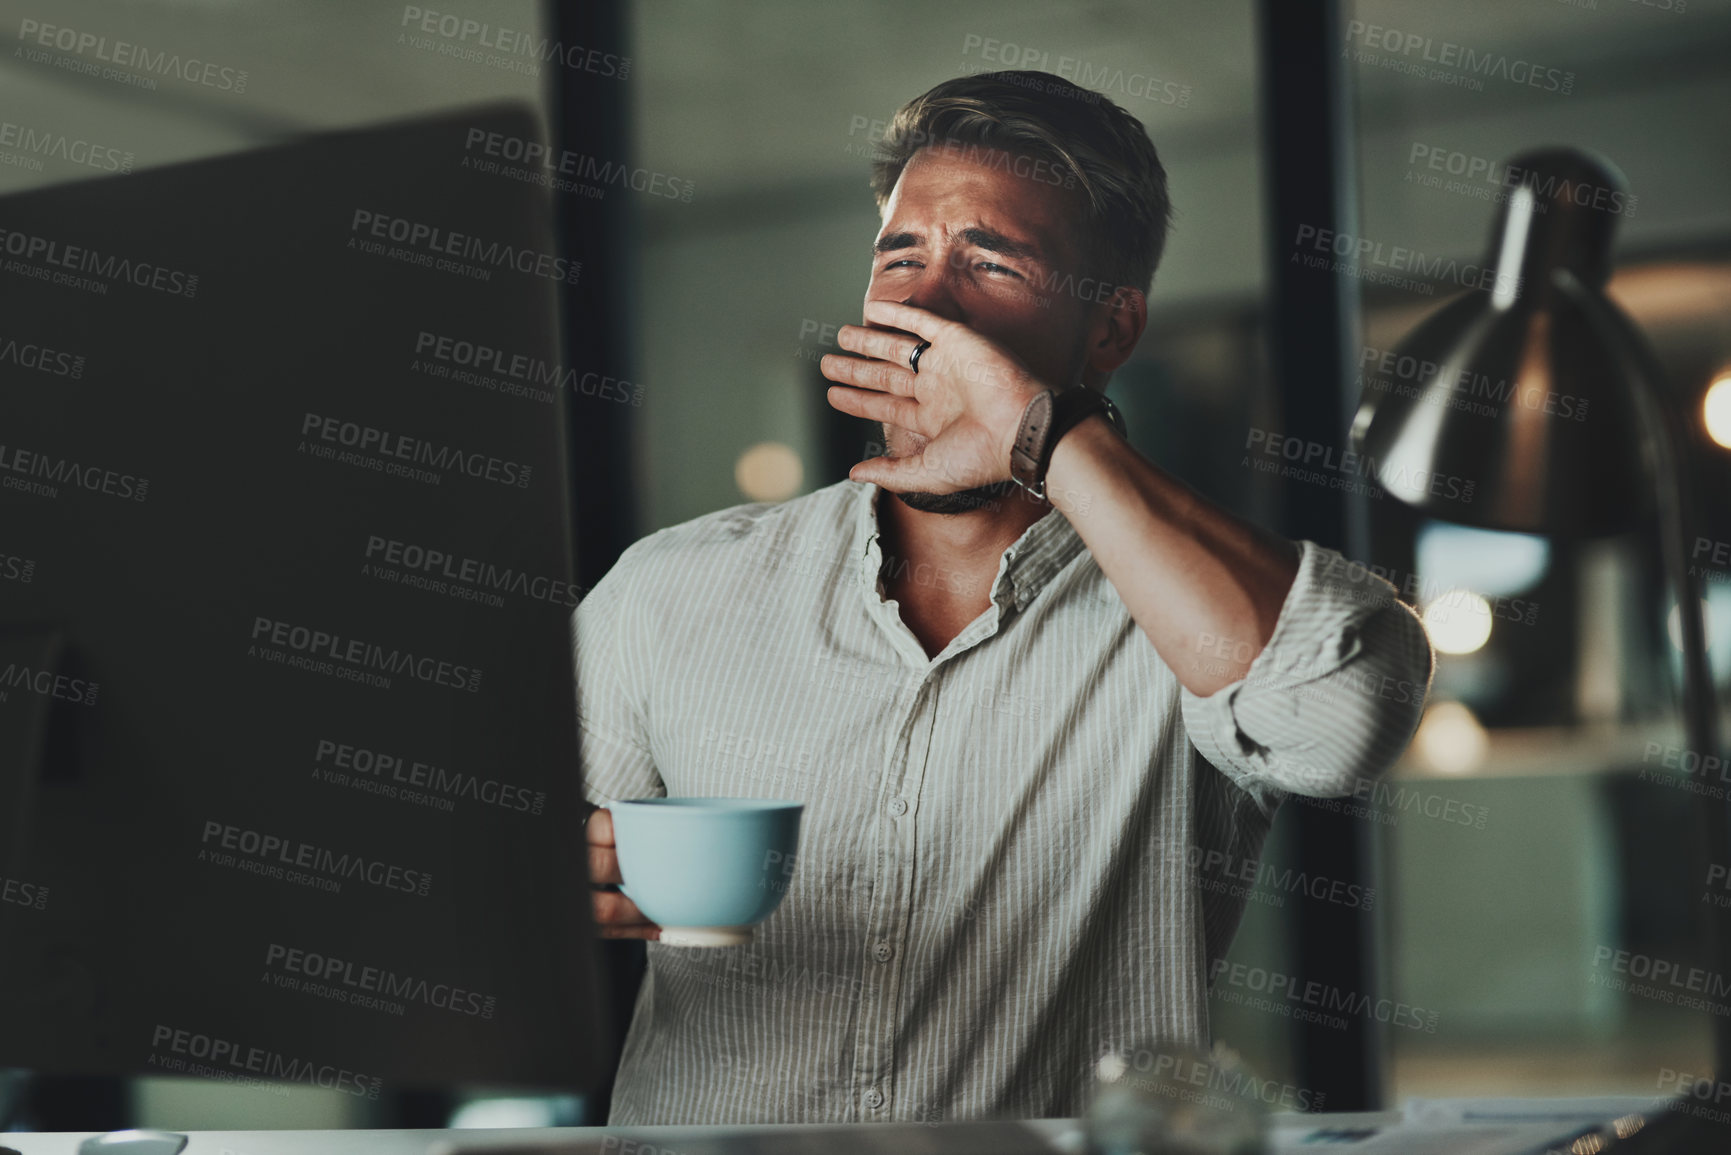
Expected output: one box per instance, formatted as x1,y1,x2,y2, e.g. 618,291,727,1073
960,226,1042,261
873,231,920,255
872,225,1044,261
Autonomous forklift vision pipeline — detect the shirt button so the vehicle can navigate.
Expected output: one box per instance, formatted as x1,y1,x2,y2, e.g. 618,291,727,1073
887,797,909,817
873,941,893,963
864,1088,885,1110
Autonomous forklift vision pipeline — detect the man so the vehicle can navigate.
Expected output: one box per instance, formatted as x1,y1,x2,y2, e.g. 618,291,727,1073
577,70,1432,1124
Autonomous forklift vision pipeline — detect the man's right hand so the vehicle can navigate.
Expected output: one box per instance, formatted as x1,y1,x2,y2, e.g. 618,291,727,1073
588,807,662,941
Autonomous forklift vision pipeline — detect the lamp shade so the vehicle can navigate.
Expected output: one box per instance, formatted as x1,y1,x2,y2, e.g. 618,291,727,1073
1349,149,1653,536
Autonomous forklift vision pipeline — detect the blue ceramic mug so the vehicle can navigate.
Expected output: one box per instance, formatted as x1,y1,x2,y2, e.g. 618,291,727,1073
608,798,804,947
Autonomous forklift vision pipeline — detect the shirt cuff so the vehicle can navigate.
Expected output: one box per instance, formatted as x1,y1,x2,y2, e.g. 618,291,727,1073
1181,540,1431,799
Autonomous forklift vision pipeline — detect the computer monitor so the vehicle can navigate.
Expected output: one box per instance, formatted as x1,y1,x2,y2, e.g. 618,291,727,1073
0,104,607,1094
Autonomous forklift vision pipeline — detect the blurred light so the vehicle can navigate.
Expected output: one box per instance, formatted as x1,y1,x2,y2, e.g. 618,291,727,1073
1414,701,1489,775
1667,599,1714,652
450,1098,570,1128
1423,591,1494,655
1415,522,1551,597
1705,374,1731,449
735,442,803,502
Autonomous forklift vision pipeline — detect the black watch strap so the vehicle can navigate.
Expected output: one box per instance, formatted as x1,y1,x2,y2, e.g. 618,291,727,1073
1008,387,1120,497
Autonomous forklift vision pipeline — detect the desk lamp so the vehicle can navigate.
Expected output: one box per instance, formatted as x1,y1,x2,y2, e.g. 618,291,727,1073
1350,148,1726,1148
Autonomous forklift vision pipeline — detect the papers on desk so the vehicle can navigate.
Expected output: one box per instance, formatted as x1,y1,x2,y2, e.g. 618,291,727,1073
1400,1094,1667,1128
1273,1095,1669,1153
1278,1124,1590,1153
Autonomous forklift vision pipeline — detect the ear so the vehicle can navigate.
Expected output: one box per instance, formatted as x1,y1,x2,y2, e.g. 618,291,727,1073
1084,286,1147,383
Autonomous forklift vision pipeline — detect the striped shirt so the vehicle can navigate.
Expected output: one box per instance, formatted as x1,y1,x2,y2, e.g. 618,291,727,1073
574,479,1431,1124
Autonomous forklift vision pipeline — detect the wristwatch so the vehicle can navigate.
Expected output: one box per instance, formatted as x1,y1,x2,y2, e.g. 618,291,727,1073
1008,386,1124,499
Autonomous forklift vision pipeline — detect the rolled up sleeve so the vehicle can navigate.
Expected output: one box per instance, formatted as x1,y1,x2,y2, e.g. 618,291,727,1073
571,546,665,807
1180,540,1434,803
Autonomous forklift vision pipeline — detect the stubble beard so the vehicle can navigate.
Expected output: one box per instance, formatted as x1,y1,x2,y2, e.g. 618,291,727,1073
892,482,1014,515
878,423,1014,515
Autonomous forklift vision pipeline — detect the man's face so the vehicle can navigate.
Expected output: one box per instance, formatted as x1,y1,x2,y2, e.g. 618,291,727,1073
867,144,1098,515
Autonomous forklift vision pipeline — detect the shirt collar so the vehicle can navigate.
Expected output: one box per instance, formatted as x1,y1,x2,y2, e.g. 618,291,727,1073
851,481,1086,613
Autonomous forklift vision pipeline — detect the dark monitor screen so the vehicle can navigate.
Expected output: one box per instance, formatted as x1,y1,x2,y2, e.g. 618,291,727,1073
0,103,606,1095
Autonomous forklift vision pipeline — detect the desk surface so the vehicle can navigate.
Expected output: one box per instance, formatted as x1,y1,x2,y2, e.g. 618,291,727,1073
0,1113,1409,1155
2,1095,1677,1154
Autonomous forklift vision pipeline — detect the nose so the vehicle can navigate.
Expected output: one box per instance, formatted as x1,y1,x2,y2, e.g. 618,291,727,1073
894,271,965,326
901,294,959,322
867,247,967,329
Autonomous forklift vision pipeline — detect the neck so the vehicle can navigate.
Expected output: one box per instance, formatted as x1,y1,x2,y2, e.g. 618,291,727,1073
875,484,1051,577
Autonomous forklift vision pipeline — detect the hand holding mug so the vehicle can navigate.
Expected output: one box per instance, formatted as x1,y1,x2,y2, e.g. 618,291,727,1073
587,807,662,941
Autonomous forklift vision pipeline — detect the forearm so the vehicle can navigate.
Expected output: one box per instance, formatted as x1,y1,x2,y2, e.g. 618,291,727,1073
1044,414,1301,696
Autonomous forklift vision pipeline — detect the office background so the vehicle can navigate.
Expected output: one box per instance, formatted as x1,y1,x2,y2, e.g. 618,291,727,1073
2,0,1730,1131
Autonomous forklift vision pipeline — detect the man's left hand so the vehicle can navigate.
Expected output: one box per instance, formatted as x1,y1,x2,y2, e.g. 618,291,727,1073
820,299,1046,494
